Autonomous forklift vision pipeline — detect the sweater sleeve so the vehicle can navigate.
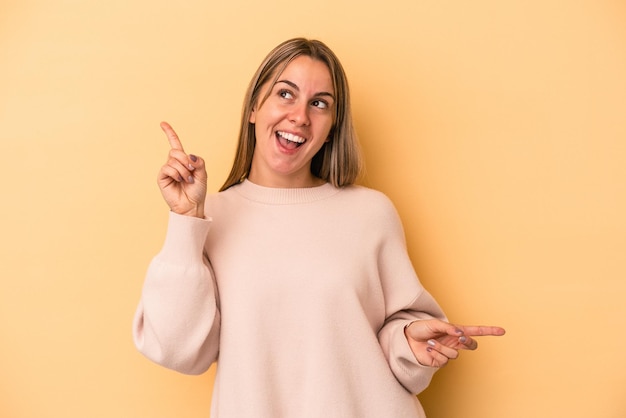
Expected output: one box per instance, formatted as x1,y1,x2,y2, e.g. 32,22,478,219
375,197,447,395
132,211,220,375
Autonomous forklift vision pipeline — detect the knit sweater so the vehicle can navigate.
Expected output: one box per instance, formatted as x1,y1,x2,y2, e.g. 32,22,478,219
133,180,446,418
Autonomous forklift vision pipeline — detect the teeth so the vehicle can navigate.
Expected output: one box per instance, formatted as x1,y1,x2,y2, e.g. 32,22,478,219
277,131,305,144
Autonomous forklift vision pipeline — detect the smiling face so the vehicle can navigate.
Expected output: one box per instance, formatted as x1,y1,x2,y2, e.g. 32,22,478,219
248,55,335,188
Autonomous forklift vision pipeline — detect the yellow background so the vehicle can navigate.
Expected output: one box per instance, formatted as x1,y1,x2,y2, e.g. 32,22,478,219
1,0,625,417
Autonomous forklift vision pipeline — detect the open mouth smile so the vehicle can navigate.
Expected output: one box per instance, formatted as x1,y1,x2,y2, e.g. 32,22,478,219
276,131,306,149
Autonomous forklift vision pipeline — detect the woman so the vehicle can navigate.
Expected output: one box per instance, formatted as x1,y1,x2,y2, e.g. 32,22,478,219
133,38,505,417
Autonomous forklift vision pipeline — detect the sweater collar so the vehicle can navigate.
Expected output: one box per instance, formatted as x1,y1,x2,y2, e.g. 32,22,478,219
231,179,340,205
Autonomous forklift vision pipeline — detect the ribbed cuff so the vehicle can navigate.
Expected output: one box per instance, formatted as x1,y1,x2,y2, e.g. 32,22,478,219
157,211,212,266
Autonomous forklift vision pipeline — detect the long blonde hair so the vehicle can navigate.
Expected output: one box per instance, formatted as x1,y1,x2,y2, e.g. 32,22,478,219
219,38,362,191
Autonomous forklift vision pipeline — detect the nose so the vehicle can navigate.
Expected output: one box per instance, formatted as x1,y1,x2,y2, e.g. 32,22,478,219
289,101,310,126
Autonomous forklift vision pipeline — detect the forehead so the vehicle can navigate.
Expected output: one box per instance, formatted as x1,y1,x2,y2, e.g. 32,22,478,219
274,55,334,93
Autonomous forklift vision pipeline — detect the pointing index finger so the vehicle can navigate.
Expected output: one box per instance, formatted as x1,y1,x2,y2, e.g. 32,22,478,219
160,121,185,151
458,325,506,337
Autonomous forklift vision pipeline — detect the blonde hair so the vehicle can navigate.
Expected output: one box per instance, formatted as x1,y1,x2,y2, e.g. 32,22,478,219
220,38,362,191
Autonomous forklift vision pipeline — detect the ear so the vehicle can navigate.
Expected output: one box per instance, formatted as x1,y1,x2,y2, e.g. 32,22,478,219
249,108,256,124
325,128,334,142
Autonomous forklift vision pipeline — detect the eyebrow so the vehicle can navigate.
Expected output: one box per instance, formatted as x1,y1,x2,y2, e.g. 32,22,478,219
276,79,335,101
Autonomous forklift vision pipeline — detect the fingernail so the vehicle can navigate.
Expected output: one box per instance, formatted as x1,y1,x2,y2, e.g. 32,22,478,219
427,339,436,347
188,164,195,170
187,176,194,183
426,347,433,353
178,175,184,182
459,336,467,343
190,154,198,162
455,328,463,334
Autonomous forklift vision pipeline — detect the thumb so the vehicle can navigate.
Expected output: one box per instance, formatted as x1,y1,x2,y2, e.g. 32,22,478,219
406,319,463,341
188,153,208,183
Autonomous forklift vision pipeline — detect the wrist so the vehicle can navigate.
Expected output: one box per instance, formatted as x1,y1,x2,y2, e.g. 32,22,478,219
178,204,205,219
190,205,205,219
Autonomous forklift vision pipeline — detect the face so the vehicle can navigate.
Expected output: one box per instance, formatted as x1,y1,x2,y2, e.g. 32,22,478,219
248,55,335,188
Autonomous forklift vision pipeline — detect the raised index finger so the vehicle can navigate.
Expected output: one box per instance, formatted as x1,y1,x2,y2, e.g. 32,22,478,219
160,121,185,151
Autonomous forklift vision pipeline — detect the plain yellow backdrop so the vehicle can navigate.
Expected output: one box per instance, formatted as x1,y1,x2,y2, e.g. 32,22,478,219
1,0,625,417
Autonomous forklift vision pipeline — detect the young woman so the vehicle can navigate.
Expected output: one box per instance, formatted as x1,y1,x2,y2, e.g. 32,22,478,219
133,38,505,418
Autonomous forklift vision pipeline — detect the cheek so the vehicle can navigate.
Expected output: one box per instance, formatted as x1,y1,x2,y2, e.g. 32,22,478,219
317,117,334,138
253,106,284,129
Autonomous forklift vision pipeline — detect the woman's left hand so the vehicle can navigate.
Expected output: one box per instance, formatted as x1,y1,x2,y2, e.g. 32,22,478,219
404,319,505,368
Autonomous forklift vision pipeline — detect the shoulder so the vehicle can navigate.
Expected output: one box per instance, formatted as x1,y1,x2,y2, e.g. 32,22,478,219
204,186,240,217
339,185,397,212
206,183,242,203
333,186,408,244
334,185,403,230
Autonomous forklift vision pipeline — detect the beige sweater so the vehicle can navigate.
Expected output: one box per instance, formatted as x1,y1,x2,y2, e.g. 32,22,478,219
133,180,446,417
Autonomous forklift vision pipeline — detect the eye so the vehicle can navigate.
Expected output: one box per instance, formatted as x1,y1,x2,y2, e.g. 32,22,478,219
311,99,329,109
278,89,294,100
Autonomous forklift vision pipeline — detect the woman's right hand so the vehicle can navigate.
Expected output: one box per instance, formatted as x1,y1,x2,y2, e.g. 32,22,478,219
157,121,208,218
